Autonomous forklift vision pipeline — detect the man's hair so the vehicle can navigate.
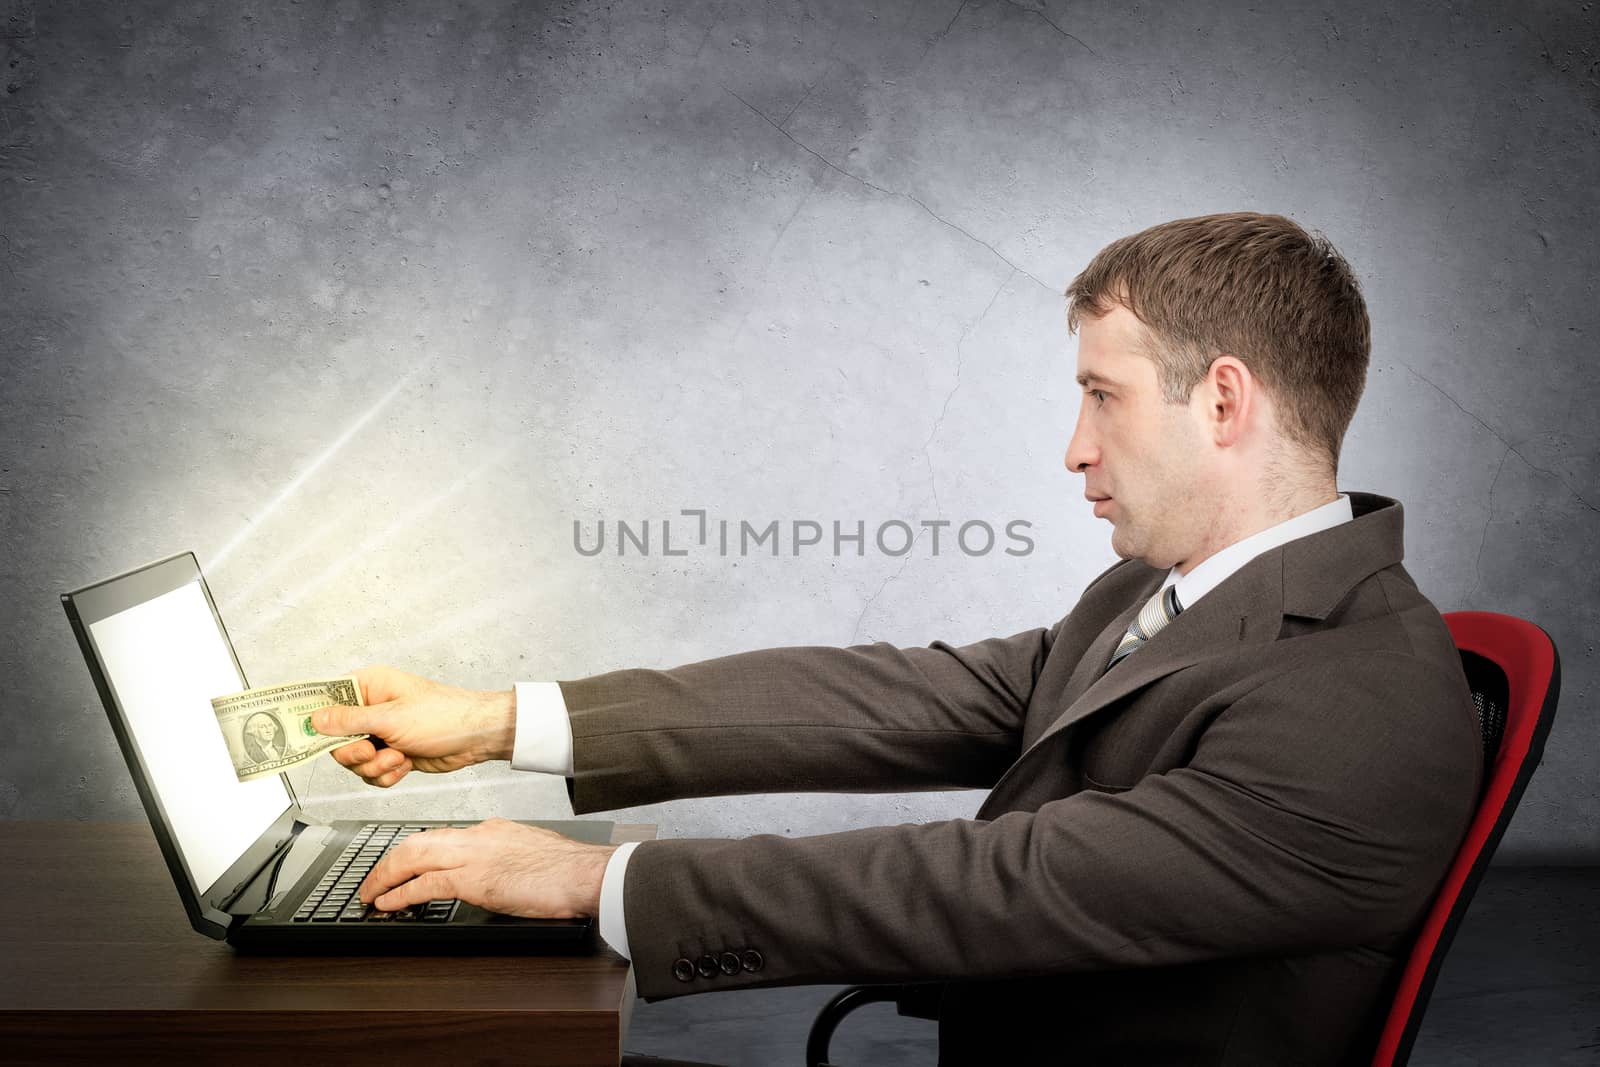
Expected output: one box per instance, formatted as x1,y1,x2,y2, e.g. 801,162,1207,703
1064,211,1370,473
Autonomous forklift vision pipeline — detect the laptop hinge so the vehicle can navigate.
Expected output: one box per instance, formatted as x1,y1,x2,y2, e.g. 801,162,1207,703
217,821,303,913
204,806,309,915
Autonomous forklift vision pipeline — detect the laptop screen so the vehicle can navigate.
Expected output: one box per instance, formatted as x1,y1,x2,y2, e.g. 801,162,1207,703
86,578,290,895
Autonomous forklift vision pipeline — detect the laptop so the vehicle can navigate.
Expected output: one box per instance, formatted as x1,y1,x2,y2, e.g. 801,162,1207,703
61,551,611,953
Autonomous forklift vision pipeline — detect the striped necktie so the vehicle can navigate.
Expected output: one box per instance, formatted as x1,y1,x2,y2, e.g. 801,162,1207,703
1106,584,1183,670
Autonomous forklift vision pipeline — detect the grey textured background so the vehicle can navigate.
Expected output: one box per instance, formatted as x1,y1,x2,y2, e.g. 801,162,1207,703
1,0,1595,862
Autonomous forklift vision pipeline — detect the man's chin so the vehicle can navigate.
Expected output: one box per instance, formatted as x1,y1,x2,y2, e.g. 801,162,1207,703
1109,528,1153,565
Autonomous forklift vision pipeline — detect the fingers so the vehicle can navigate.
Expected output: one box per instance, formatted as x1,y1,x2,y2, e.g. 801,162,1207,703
361,831,464,908
330,739,378,766
328,735,410,784
316,699,401,785
329,739,412,786
368,757,413,788
371,868,457,910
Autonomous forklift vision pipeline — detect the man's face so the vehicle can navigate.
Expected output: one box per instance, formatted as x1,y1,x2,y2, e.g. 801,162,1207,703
1065,304,1214,571
250,718,278,745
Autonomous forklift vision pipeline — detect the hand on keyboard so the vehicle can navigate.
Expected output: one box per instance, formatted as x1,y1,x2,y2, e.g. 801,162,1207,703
293,823,467,923
359,818,619,920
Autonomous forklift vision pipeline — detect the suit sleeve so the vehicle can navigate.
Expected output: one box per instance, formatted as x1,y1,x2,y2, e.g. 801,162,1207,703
613,650,1482,1000
557,623,1063,811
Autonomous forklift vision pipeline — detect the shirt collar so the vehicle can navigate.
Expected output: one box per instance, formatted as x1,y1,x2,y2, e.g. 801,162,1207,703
1161,493,1354,611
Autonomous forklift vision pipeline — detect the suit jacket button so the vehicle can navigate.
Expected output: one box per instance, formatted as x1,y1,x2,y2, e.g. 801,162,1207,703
671,958,695,982
740,949,764,973
718,951,741,975
696,954,719,978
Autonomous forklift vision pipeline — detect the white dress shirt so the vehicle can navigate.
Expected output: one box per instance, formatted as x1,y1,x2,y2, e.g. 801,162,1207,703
1158,492,1353,611
510,492,1354,961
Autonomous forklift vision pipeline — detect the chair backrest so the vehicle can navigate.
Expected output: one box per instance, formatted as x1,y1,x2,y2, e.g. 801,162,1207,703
1369,611,1561,1066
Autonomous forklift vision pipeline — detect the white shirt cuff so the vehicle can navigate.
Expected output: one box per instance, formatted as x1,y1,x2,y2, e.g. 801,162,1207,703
509,681,574,775
599,840,639,960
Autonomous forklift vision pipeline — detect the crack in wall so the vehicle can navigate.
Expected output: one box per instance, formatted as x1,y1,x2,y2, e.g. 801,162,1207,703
724,41,1065,647
716,176,821,352
761,178,815,271
923,267,1015,515
780,63,828,130
722,85,1055,297
907,0,970,73
998,0,1100,56
1466,445,1510,605
850,567,900,646
779,16,847,131
850,268,1015,645
940,0,969,39
1400,362,1597,513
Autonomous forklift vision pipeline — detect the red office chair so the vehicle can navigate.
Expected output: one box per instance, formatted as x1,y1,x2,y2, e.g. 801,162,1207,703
1369,611,1560,1065
805,611,1561,1067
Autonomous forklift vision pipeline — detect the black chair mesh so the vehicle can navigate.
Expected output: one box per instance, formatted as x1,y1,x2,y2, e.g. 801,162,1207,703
1459,649,1508,765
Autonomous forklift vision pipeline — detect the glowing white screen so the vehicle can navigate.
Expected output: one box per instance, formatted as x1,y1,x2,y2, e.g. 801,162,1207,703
88,580,289,895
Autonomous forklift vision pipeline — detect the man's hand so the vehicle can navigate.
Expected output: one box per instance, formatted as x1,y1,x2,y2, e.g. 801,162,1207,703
359,818,617,919
309,665,516,788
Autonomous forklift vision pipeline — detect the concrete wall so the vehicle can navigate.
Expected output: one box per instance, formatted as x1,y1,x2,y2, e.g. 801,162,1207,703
2,0,1594,861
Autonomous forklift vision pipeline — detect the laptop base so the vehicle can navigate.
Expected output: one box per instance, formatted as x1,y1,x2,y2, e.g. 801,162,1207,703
226,817,610,954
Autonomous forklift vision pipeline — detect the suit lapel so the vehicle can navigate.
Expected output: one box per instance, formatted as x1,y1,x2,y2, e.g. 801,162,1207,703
1021,555,1288,759
1049,569,1165,724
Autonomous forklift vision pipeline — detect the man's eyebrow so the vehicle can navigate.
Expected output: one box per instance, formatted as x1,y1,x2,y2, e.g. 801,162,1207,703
1075,371,1122,389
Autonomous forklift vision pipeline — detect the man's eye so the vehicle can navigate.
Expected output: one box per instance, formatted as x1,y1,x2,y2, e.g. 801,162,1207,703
1089,390,1107,405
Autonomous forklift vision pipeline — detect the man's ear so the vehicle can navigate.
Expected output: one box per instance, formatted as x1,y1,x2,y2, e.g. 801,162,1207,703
1206,355,1253,447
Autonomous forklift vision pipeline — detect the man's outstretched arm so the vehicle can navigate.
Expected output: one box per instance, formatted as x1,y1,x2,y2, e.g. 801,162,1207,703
559,626,1064,811
313,623,1065,949
312,623,1064,797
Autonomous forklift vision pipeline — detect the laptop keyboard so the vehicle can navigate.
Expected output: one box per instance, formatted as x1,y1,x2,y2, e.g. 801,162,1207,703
292,823,468,923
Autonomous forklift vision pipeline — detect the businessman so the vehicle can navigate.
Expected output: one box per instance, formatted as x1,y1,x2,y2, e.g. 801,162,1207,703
311,212,1483,1065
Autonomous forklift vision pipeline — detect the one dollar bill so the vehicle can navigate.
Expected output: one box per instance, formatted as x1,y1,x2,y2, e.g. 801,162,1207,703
210,677,369,782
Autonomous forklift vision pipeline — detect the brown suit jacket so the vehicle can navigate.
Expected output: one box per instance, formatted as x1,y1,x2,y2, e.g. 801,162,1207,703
558,491,1483,1065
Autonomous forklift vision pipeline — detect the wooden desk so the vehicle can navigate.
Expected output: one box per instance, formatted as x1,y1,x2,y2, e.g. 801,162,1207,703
0,820,655,1066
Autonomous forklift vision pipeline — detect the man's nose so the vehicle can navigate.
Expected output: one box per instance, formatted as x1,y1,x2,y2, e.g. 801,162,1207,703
1064,412,1096,473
